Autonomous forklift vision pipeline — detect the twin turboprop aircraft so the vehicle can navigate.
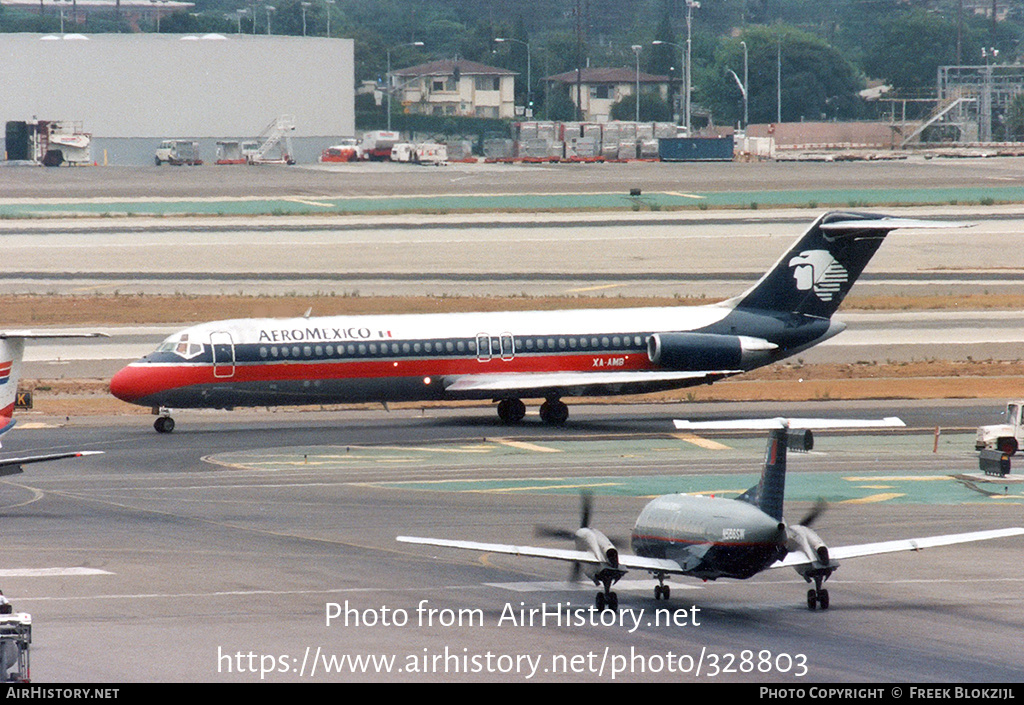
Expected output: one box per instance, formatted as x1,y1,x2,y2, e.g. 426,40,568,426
398,421,1024,611
109,211,957,432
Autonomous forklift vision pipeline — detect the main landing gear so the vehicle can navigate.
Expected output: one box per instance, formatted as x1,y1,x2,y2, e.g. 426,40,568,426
595,575,619,612
806,574,830,611
653,573,671,601
495,396,570,426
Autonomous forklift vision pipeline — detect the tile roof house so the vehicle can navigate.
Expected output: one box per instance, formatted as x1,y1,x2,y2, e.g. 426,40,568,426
545,67,672,122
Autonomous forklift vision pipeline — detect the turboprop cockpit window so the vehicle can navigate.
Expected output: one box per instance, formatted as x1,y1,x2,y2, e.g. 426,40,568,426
157,334,204,360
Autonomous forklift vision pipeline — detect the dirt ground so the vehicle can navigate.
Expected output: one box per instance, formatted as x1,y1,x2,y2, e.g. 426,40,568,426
13,293,1024,415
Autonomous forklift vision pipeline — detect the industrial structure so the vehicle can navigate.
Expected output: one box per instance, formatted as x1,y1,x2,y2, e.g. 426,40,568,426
0,33,354,164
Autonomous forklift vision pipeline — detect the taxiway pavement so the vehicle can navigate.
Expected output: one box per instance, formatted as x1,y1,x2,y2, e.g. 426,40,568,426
0,401,1021,682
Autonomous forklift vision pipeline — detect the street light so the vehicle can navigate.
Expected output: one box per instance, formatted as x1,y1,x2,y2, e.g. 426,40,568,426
386,41,424,132
740,39,748,128
631,44,642,122
685,0,700,134
234,8,248,34
265,5,274,35
325,0,334,37
301,2,311,37
495,37,531,117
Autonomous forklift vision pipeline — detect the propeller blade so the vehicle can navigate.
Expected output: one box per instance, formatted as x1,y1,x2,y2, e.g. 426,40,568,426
800,498,828,527
580,491,592,529
535,525,576,540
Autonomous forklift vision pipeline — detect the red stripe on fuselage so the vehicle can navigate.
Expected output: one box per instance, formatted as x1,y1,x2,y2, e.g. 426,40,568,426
110,352,657,404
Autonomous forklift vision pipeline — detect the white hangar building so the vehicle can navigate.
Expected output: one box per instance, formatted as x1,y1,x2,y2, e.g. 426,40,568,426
0,33,355,164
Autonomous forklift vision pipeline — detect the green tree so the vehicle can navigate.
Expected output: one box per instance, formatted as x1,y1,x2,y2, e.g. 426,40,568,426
863,8,959,91
609,92,673,122
702,25,863,125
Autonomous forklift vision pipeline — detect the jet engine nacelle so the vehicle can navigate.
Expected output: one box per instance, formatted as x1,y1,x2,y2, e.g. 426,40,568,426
647,332,776,371
787,524,830,565
575,527,618,568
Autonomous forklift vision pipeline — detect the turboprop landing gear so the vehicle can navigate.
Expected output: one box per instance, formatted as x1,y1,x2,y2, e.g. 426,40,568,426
153,408,175,434
496,398,526,425
539,397,569,426
595,576,619,612
806,575,830,610
653,573,671,601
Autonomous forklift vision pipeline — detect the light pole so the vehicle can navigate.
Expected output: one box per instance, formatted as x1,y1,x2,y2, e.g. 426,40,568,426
265,5,274,35
740,39,748,128
325,0,334,37
652,39,685,126
234,8,247,33
685,0,700,135
301,2,310,36
386,41,424,132
631,44,642,122
495,37,531,116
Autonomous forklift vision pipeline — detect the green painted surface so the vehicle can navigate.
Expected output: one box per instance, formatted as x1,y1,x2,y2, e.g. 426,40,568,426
209,433,1024,505
1,184,1022,218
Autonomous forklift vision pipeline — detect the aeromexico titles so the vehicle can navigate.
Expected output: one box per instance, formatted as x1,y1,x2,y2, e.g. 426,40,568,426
109,212,958,432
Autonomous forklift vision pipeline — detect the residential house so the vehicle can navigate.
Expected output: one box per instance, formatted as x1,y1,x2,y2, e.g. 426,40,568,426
391,59,517,119
545,67,672,123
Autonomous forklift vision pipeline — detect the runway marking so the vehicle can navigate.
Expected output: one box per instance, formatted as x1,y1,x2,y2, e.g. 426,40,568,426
563,284,623,294
283,198,334,208
672,432,731,450
843,476,950,482
495,439,562,453
839,493,905,504
0,567,112,578
473,482,622,494
662,191,706,199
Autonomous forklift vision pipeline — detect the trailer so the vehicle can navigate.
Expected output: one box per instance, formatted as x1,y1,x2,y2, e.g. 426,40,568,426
0,613,31,683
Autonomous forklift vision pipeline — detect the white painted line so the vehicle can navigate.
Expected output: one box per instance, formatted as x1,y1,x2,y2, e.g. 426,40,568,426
0,567,113,578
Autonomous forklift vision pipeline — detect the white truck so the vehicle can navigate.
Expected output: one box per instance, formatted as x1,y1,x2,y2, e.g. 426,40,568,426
975,401,1023,455
155,140,202,166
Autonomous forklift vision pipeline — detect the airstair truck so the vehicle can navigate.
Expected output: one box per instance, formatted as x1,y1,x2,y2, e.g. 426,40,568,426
976,401,1023,455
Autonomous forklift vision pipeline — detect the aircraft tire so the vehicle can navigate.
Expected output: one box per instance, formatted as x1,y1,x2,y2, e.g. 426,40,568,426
607,592,618,612
807,589,817,610
154,417,175,434
539,399,569,426
595,592,605,611
818,589,829,610
497,398,526,425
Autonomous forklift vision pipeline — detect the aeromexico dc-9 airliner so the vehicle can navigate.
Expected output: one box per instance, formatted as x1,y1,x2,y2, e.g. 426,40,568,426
109,212,956,433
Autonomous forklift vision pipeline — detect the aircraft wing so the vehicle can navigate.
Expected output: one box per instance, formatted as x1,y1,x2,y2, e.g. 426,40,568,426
442,370,740,397
771,527,1024,568
396,535,684,574
0,450,104,477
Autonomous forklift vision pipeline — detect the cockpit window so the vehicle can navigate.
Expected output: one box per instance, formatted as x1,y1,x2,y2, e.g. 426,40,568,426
157,333,204,360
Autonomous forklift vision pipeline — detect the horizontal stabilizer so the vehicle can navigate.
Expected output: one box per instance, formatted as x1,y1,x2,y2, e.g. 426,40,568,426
819,217,969,232
0,450,103,475
0,332,107,339
674,417,905,431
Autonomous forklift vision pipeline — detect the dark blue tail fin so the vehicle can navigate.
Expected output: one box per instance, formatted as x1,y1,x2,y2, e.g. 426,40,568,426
732,212,919,319
738,428,788,521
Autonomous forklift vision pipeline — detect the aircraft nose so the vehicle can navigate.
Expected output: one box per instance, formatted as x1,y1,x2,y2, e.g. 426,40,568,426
109,363,153,405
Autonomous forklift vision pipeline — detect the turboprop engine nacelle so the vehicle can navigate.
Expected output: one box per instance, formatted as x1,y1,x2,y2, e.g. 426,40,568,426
647,332,777,372
575,527,619,568
787,524,830,565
